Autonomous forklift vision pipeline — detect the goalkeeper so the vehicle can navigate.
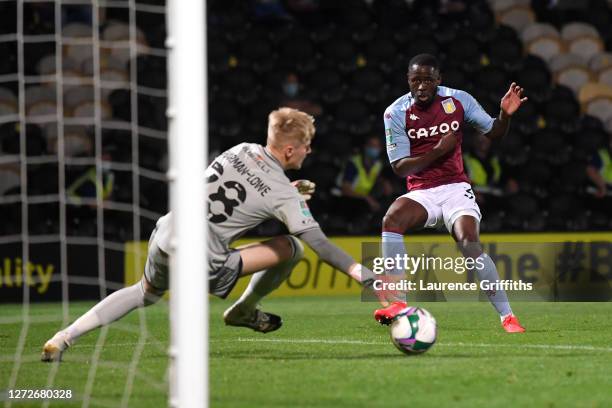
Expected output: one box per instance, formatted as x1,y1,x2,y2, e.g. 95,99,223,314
42,107,390,362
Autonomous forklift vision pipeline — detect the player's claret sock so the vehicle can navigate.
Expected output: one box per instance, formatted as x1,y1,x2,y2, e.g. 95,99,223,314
374,301,409,325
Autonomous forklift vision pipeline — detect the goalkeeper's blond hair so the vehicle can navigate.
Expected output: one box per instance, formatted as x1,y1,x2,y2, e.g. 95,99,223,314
267,107,315,148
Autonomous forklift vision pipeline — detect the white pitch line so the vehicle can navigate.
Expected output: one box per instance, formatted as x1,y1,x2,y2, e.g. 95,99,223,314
234,337,612,353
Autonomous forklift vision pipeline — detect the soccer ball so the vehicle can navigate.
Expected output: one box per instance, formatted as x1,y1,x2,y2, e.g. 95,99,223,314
389,306,437,355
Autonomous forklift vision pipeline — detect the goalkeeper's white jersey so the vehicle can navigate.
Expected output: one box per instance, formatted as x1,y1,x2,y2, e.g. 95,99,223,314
154,143,319,270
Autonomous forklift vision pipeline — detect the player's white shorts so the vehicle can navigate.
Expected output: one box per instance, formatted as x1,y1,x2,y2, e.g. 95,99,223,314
400,182,481,232
144,226,242,298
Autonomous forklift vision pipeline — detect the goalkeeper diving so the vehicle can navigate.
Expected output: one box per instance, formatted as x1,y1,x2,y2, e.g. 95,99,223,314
41,107,392,362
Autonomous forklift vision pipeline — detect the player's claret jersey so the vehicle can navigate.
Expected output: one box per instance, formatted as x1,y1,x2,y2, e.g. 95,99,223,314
384,86,495,191
155,143,319,270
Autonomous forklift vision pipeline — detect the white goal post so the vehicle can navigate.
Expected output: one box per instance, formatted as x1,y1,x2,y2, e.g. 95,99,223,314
167,0,208,407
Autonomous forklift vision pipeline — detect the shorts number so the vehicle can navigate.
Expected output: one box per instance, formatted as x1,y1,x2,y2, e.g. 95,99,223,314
464,188,474,200
208,181,247,223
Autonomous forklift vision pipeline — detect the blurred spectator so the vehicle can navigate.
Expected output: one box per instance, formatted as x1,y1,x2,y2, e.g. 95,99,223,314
279,72,323,116
463,134,518,209
586,134,612,198
333,135,392,218
67,151,114,206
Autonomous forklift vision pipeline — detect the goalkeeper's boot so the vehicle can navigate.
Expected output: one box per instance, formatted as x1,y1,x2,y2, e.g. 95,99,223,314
41,331,72,362
374,301,409,325
502,314,526,333
223,303,282,334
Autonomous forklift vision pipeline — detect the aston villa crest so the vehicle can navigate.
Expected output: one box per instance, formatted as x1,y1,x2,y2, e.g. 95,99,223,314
441,98,456,114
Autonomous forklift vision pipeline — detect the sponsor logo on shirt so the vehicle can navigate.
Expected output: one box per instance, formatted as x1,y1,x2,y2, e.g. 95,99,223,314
407,120,460,139
385,128,393,144
442,98,456,114
299,200,312,218
409,113,420,121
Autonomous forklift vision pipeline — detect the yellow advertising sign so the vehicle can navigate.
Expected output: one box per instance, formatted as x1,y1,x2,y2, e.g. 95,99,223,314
124,233,612,299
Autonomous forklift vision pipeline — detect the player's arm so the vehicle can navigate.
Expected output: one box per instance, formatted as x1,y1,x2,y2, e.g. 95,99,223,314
484,83,527,140
390,131,457,177
296,228,372,283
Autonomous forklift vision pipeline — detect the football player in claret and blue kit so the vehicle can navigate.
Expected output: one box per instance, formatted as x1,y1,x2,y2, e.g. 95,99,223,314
375,54,527,333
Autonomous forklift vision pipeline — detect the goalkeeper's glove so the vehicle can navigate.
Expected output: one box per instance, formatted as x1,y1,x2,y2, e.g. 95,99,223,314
292,179,316,200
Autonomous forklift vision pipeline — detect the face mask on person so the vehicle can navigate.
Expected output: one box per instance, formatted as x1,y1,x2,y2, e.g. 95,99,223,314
283,83,299,97
364,146,380,159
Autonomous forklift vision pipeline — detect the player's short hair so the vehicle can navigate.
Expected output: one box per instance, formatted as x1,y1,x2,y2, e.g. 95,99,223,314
408,54,440,72
267,107,316,146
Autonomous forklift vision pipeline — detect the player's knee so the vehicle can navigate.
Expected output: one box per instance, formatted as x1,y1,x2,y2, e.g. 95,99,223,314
382,211,405,234
141,278,164,306
286,235,304,261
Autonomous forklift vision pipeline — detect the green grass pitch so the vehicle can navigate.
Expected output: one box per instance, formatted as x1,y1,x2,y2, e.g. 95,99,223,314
1,298,612,407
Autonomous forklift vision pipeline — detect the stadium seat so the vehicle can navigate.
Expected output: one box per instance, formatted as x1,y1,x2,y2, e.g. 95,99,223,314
530,129,571,165
280,33,317,73
239,34,276,74
516,56,552,103
553,163,588,194
549,53,588,74
306,67,345,106
497,5,535,33
348,67,388,104
488,32,523,71
365,35,398,73
547,193,584,230
333,98,373,136
589,51,612,72
441,67,471,92
474,66,509,100
208,38,231,74
447,35,481,73
521,22,559,44
320,35,357,73
526,36,563,63
518,159,552,196
490,0,531,14
407,36,440,62
555,66,592,95
0,87,16,104
578,81,612,104
585,97,612,124
566,36,605,65
222,68,259,105
598,66,612,87
560,22,600,42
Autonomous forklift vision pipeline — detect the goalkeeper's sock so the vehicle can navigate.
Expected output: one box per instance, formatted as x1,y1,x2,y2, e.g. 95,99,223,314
474,253,512,317
64,280,158,343
381,231,407,302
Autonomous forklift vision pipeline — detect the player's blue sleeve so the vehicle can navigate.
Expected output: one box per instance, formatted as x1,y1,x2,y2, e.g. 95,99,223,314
383,106,410,163
455,91,495,134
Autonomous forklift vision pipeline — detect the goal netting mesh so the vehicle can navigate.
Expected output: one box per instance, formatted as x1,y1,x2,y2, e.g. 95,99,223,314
0,0,171,405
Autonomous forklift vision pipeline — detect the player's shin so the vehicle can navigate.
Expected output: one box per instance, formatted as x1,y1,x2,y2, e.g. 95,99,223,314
473,253,512,318
382,231,407,302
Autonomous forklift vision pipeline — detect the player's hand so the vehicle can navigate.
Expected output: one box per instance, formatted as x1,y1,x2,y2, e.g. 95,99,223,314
433,131,457,156
292,179,316,200
364,274,405,307
500,82,528,117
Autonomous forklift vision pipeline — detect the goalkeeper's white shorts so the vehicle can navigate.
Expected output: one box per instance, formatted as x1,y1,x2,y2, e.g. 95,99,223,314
144,227,242,298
